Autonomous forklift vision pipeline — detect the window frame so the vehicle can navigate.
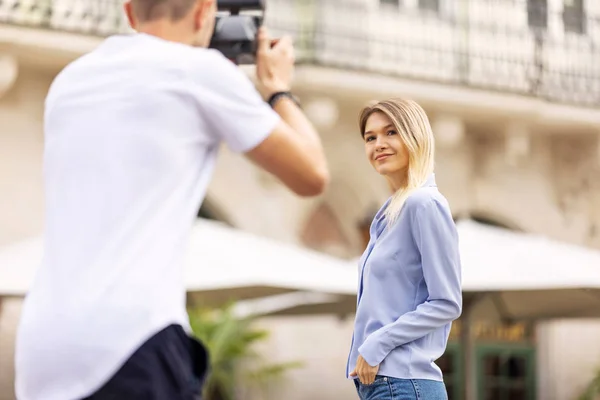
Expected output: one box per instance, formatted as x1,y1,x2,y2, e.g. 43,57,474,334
476,344,537,400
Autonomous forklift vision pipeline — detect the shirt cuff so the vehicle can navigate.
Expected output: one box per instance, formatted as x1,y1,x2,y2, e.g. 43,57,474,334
358,330,390,367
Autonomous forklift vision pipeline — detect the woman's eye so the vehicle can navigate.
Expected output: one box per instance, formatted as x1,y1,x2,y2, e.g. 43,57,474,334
387,130,396,136
365,136,375,142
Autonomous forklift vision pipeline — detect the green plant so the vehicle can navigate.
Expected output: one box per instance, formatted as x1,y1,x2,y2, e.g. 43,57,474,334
578,368,600,400
188,304,303,400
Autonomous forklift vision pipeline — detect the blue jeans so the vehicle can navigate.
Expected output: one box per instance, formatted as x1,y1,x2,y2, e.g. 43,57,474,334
353,376,448,400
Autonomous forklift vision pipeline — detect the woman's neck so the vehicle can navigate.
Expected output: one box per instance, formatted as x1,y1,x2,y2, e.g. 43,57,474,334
386,172,408,192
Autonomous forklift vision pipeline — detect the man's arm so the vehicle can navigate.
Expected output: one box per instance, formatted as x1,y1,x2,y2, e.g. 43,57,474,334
244,28,329,196
246,96,329,196
195,28,329,196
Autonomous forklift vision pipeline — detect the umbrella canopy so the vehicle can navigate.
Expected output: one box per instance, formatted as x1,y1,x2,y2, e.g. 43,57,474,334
230,292,350,318
240,220,600,319
0,219,356,307
453,220,600,400
457,219,600,320
3,219,600,316
183,219,356,307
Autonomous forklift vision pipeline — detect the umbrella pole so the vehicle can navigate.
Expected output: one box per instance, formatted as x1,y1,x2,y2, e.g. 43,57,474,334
461,295,483,400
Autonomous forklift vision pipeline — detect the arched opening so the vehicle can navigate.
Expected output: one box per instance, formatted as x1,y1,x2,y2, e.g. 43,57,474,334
300,201,352,257
357,206,380,251
197,199,233,226
467,211,522,232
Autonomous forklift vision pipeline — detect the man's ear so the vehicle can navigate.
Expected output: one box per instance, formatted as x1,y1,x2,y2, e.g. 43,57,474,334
123,1,137,30
194,0,215,31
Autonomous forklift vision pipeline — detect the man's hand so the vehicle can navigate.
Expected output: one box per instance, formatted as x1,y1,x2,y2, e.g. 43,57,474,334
350,355,380,385
255,27,295,100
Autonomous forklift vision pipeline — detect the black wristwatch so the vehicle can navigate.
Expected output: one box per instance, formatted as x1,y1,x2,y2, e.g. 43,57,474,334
267,91,301,109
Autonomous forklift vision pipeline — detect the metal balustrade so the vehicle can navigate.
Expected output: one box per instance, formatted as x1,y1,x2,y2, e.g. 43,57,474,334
0,0,598,107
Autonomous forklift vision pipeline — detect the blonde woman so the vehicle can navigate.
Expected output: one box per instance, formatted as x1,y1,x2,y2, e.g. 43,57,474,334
347,99,462,400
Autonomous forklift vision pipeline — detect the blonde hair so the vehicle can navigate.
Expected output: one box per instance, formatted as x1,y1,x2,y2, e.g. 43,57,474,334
359,98,435,225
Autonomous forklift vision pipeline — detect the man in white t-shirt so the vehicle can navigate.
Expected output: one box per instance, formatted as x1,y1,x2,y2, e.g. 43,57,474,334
14,0,329,398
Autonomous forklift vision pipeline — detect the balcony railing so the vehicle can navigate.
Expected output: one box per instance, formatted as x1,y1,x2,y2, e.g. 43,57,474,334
0,0,598,108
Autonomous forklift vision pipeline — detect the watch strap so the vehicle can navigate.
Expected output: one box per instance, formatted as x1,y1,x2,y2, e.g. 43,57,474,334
267,91,300,108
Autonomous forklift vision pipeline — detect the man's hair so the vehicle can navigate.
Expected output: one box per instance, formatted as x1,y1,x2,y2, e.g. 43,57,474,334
130,0,198,22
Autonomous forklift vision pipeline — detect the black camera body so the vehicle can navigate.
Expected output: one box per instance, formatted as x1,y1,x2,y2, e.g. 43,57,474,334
209,0,266,65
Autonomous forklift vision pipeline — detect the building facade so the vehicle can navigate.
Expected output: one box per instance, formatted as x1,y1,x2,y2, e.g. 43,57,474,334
1,0,600,399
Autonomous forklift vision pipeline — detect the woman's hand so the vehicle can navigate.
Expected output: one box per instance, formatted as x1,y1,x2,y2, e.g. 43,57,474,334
350,354,380,384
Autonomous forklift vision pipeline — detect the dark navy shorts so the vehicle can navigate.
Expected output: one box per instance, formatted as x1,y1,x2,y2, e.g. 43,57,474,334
83,324,209,400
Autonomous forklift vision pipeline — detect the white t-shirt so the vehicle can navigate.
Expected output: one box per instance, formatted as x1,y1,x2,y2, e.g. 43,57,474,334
15,33,279,400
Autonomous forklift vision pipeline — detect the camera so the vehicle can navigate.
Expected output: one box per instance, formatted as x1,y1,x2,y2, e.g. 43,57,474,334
209,0,266,65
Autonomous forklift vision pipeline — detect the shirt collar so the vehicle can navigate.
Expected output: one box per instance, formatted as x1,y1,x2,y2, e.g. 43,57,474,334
422,173,437,188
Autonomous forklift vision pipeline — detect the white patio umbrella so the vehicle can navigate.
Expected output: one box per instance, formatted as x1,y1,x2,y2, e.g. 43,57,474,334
255,220,600,320
230,291,348,318
0,219,357,306
456,219,600,400
183,219,356,307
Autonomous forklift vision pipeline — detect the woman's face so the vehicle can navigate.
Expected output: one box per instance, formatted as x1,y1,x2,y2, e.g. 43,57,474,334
363,111,409,179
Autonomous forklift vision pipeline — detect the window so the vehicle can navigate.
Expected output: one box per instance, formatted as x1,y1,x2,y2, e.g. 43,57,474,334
380,0,400,7
527,0,547,30
563,0,585,34
478,346,536,400
419,0,440,13
197,201,230,224
443,322,536,399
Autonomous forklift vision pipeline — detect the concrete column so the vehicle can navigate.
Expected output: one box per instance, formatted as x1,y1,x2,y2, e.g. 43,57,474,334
0,54,18,98
303,97,340,130
0,66,52,246
504,121,531,166
0,296,23,400
433,114,465,149
431,114,471,218
596,133,600,168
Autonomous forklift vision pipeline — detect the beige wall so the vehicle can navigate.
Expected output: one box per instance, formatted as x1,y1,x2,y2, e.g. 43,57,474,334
0,65,53,247
252,317,600,400
0,58,55,400
536,319,600,400
1,33,600,400
246,316,358,400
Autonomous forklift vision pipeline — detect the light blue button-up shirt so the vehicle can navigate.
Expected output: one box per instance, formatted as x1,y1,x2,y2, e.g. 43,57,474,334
347,174,462,382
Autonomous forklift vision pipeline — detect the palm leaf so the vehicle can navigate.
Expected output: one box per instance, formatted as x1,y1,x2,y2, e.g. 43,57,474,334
187,304,303,400
578,367,600,400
